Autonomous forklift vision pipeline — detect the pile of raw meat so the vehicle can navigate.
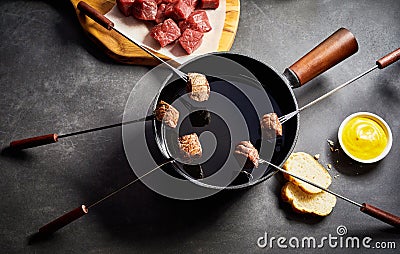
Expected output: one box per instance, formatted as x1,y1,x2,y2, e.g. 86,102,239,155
116,0,220,54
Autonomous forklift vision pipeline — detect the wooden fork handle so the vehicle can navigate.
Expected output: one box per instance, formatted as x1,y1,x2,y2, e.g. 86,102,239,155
361,203,400,228
39,205,88,234
376,48,400,69
77,1,114,30
10,134,58,150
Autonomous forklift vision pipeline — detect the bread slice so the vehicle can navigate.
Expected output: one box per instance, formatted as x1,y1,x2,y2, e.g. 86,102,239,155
281,182,337,216
283,152,332,194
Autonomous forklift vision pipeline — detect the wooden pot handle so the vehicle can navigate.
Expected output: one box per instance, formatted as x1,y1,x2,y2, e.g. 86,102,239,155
9,134,58,150
361,203,400,228
77,1,114,30
284,28,359,87
39,205,88,234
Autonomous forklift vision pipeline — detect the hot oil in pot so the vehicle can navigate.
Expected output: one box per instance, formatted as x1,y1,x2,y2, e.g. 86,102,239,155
159,77,288,182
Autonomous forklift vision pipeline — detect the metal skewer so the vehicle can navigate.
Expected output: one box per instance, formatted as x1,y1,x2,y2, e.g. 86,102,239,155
9,116,152,150
39,155,400,235
9,97,207,150
38,160,174,234
258,159,362,207
278,48,400,124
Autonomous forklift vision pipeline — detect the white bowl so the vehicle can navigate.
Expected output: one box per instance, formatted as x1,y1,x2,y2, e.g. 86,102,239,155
338,112,392,163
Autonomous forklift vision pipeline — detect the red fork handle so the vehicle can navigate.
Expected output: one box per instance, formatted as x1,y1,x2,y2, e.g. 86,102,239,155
376,48,400,69
39,205,88,234
10,134,58,150
77,1,114,30
361,203,400,228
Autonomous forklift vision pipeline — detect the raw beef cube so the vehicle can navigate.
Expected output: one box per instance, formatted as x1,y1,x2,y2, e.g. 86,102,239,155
164,3,175,19
155,3,167,23
161,0,178,3
117,0,136,16
156,0,163,4
165,0,193,21
183,0,198,11
179,29,203,54
132,0,158,21
179,10,211,33
150,18,181,47
199,0,219,9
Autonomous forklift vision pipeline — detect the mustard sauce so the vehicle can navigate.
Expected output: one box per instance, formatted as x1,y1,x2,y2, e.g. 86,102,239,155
341,116,388,160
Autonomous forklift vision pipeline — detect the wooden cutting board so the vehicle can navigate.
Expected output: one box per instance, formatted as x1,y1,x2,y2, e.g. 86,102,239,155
70,0,240,65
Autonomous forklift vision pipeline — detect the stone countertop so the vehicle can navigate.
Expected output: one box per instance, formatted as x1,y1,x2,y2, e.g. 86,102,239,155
0,0,399,253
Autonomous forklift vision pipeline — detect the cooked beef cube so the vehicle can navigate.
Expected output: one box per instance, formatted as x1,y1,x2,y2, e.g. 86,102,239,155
199,0,219,9
234,141,260,169
154,100,179,128
150,18,181,47
132,0,158,21
186,72,209,101
260,113,283,139
165,0,193,21
179,10,211,33
178,133,202,160
155,3,167,23
179,29,204,54
117,0,136,16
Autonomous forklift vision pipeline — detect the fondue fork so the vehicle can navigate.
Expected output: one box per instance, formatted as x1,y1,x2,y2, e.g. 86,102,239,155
278,48,400,124
37,158,400,235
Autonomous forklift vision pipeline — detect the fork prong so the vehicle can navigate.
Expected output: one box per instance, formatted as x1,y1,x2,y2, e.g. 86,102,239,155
179,71,188,82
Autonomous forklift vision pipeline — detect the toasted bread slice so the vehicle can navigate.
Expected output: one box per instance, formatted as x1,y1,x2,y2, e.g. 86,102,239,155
283,152,332,194
281,182,337,216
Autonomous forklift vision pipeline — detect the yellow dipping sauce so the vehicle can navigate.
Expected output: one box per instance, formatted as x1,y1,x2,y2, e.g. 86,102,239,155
341,116,388,160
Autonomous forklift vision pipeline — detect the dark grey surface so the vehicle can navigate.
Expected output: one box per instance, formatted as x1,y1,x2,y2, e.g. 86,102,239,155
1,0,399,253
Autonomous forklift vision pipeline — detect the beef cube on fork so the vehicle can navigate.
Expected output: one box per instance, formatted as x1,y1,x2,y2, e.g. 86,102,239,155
186,72,210,101
178,133,203,161
154,100,180,128
234,141,260,169
260,113,283,140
